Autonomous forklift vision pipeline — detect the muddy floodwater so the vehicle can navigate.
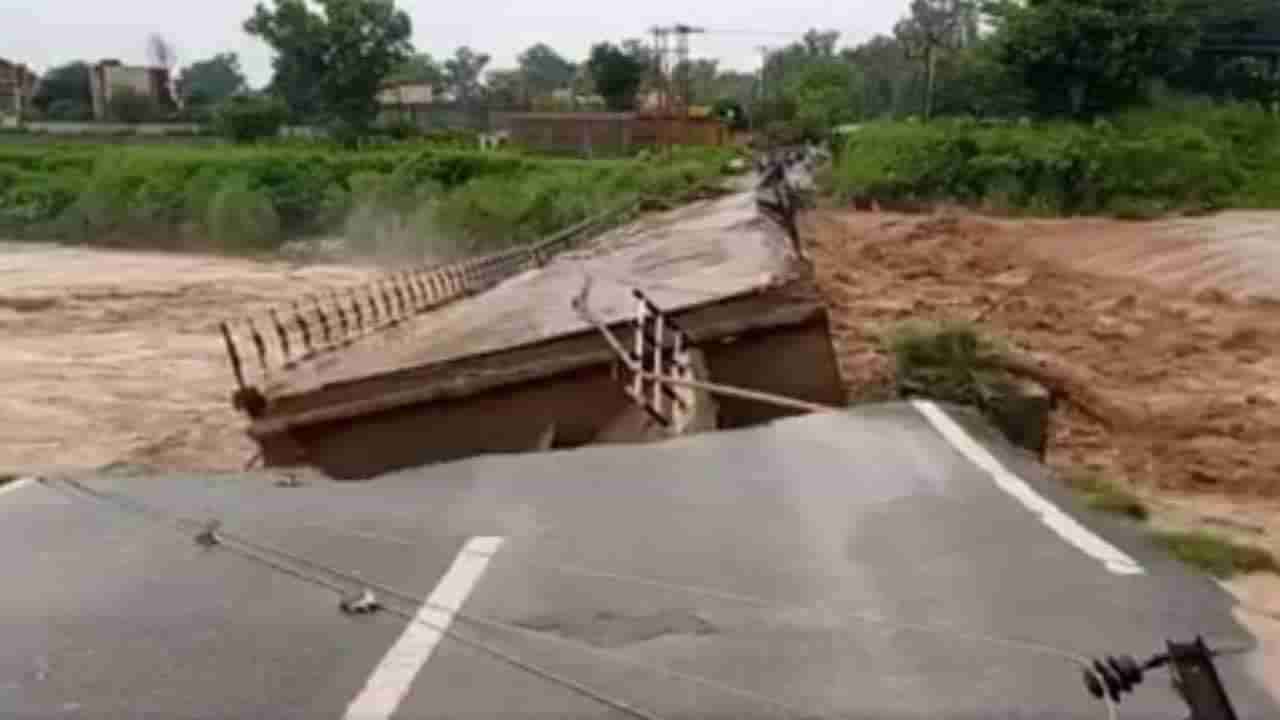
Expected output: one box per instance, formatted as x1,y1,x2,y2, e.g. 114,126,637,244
0,242,374,472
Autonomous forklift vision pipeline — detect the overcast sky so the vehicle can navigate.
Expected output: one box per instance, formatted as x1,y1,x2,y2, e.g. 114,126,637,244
2,0,910,84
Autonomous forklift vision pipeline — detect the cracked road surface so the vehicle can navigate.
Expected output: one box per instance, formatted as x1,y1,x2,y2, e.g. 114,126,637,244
1,404,1275,719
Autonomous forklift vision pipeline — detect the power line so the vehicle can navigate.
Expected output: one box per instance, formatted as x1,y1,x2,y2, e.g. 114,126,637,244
702,28,808,37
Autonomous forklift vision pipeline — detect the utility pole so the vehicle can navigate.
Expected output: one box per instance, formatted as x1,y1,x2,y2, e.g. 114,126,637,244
650,23,704,116
650,26,671,114
756,45,771,102
672,24,705,115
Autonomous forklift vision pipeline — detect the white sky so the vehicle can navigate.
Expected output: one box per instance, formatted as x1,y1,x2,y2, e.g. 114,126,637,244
2,0,910,85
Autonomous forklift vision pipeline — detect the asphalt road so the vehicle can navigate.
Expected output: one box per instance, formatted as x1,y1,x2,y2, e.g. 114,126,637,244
1,403,1275,719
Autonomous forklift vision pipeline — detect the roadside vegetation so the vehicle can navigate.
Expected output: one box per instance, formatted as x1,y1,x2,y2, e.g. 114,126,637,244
0,144,731,255
1154,531,1280,579
1060,472,1149,521
827,101,1280,216
887,321,1009,406
790,1,1280,218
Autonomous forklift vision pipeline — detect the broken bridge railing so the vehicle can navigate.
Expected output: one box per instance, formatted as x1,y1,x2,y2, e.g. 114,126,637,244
221,203,637,404
571,281,834,434
624,288,696,429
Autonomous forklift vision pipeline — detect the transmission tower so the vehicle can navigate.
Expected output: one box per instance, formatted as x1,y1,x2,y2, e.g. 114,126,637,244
650,23,705,115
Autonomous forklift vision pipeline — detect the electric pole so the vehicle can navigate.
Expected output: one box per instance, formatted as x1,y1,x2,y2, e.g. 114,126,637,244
757,46,773,102
650,23,705,116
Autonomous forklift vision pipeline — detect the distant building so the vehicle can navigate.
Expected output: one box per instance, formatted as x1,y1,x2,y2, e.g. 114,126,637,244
377,81,439,107
376,81,488,131
0,58,38,120
89,60,174,120
494,112,727,156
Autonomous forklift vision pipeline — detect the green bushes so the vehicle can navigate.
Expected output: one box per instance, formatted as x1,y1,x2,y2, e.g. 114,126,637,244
206,176,282,249
216,97,289,143
827,103,1280,215
887,321,1012,406
0,143,728,253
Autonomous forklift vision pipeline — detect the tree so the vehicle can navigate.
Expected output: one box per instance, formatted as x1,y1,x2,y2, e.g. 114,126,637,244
245,0,327,119
710,70,756,109
32,61,93,116
246,0,412,136
760,28,843,103
784,57,864,136
388,53,443,86
671,58,719,105
931,40,1029,118
45,99,94,122
586,42,646,111
486,69,527,108
987,0,1198,118
1172,0,1280,98
444,46,491,105
844,34,921,118
179,53,248,106
1216,56,1280,106
802,29,840,57
894,0,974,119
517,43,575,98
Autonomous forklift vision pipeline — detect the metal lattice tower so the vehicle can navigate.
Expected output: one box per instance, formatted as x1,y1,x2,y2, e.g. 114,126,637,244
650,23,705,114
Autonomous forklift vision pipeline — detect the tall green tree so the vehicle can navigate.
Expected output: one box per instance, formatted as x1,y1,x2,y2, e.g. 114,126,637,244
245,0,326,119
1173,0,1280,99
894,0,975,119
486,69,527,108
986,0,1198,117
710,70,757,109
784,57,864,135
801,29,840,57
671,58,719,105
517,43,575,98
843,34,921,118
32,61,93,117
760,28,842,102
179,53,248,106
586,42,646,111
444,46,491,104
245,0,413,134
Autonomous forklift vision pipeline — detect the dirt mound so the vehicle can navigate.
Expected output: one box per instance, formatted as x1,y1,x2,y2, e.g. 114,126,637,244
806,209,1280,499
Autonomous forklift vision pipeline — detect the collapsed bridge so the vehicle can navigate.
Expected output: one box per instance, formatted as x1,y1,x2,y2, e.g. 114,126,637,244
221,183,844,479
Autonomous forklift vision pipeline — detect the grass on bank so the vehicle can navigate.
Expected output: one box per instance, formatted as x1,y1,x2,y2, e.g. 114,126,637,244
1153,530,1279,579
1060,472,1149,521
887,321,1013,406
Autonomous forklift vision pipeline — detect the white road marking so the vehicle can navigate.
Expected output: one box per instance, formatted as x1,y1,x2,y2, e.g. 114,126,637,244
911,400,1145,576
343,536,505,720
0,477,35,498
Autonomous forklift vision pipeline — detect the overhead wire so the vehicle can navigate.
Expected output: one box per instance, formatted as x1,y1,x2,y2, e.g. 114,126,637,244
287,517,1126,720
43,476,892,720
44,475,1132,720
38,477,668,720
